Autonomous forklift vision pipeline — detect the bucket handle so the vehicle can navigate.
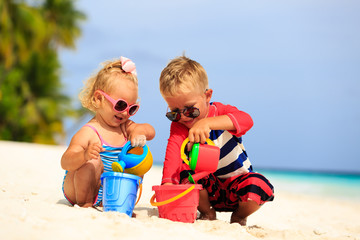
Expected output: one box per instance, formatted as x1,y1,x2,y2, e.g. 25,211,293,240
135,180,142,205
150,185,195,206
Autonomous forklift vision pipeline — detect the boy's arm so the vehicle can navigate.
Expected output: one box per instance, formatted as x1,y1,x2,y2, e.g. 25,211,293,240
188,102,253,143
161,122,188,184
188,115,233,143
217,102,254,137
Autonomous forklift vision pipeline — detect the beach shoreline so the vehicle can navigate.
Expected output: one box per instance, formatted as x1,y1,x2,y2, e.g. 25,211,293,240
0,140,359,240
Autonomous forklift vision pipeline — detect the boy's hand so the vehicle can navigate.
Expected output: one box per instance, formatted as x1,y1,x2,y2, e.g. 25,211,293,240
162,182,174,185
188,118,211,145
84,142,104,161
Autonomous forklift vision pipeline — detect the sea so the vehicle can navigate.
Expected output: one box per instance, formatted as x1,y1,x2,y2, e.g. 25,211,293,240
256,169,360,203
151,162,360,203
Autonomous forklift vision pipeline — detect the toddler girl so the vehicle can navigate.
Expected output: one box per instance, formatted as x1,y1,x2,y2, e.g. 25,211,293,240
61,57,155,208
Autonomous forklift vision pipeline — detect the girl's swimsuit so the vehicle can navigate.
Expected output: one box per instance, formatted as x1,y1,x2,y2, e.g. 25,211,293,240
62,124,125,206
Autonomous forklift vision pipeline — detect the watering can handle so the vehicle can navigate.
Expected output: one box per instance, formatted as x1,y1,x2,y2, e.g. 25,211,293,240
150,185,195,207
180,138,215,165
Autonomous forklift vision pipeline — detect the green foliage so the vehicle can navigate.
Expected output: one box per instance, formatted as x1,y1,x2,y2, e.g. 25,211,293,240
0,0,86,144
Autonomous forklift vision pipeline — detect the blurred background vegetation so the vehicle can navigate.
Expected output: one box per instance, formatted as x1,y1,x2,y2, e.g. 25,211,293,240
0,0,85,144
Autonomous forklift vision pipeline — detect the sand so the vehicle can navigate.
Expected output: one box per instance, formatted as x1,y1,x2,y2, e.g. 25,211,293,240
0,140,359,240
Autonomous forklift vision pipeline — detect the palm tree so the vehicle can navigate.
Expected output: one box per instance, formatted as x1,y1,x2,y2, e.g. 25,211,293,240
0,0,46,69
42,0,85,48
0,0,85,144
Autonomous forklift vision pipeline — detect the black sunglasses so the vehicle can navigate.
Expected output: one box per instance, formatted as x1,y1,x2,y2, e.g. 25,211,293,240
166,106,200,122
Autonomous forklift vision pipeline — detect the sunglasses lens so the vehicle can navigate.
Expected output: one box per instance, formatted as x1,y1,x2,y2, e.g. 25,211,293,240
166,111,180,122
114,100,127,112
129,105,139,116
184,107,200,118
166,107,200,122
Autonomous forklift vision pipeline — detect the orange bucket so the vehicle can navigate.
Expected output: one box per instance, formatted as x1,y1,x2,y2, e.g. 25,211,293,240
150,184,202,223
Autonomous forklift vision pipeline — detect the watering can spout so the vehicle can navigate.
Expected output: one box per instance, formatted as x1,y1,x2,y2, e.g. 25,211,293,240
112,160,126,172
186,171,211,184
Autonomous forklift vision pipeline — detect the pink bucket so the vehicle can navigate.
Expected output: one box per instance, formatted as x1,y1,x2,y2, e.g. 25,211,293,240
150,184,202,223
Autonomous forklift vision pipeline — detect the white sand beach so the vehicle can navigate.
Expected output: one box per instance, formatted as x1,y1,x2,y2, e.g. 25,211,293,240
0,140,359,240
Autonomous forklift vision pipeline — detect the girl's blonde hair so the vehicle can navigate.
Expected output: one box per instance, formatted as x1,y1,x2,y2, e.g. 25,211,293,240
159,55,208,97
79,59,138,112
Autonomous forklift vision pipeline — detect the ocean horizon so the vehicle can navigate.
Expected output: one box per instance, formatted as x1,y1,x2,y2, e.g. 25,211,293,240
256,168,360,202
152,162,360,202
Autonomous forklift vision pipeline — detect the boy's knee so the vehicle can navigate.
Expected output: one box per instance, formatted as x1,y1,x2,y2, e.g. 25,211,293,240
199,189,209,198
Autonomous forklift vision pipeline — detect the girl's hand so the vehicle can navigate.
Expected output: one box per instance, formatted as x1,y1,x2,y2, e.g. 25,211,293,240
130,135,146,147
125,121,155,147
84,142,104,161
188,118,211,145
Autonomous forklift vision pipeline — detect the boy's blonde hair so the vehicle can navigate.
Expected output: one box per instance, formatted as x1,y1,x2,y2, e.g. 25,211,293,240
79,59,138,112
159,55,208,97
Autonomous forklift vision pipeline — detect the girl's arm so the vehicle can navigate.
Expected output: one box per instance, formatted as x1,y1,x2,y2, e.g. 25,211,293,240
61,127,103,171
123,120,156,147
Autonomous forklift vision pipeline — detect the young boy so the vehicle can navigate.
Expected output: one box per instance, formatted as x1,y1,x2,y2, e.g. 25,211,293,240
159,55,274,225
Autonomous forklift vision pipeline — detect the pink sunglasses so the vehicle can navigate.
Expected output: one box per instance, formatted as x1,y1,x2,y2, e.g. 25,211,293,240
98,90,139,116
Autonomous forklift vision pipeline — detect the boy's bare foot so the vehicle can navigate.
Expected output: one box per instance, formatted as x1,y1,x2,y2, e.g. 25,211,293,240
230,214,247,226
198,208,216,220
230,200,260,226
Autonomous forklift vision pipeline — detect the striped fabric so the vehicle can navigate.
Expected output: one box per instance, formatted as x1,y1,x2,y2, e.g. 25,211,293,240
203,172,274,211
85,125,124,205
210,129,253,179
96,144,123,205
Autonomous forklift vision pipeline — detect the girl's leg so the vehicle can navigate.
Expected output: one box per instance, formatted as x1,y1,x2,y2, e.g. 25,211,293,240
197,189,216,220
230,200,260,226
63,159,103,207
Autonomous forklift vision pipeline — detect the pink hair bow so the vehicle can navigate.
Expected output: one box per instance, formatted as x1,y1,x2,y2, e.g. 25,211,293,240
120,56,137,76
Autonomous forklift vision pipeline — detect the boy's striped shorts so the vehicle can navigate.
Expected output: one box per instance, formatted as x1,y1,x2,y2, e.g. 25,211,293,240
181,171,274,212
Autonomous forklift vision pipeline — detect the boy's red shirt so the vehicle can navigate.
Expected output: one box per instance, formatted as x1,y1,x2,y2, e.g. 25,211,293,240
161,102,253,184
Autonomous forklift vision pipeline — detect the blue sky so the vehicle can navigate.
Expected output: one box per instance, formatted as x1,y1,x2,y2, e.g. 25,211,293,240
59,0,360,173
